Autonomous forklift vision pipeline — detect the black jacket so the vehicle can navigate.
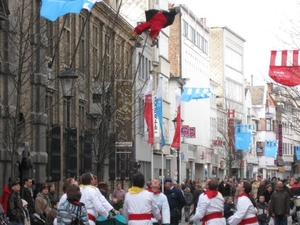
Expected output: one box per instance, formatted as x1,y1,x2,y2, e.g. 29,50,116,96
20,187,34,214
269,189,290,216
164,187,186,218
7,191,25,222
218,182,231,197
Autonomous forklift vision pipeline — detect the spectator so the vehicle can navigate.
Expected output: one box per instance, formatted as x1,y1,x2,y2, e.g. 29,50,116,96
0,177,12,213
218,178,231,197
58,178,78,206
34,182,51,218
47,183,57,208
97,182,110,201
164,178,186,225
251,179,260,200
224,196,235,220
21,178,35,214
45,200,58,225
112,183,126,202
57,184,89,225
7,179,25,225
22,200,31,225
257,179,266,199
269,180,290,225
263,184,273,204
183,187,193,222
191,183,202,216
256,195,270,225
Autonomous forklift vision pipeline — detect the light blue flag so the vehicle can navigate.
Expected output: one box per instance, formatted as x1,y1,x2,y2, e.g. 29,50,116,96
265,140,278,158
181,87,211,102
155,78,165,147
295,146,300,160
234,124,253,150
40,0,101,22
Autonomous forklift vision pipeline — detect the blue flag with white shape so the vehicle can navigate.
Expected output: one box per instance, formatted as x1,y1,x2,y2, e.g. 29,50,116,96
265,140,278,158
234,124,252,150
155,78,165,147
295,146,300,160
40,0,101,22
181,87,211,102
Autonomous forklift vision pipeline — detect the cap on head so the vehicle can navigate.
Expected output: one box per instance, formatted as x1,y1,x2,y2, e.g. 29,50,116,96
10,178,20,187
164,178,172,184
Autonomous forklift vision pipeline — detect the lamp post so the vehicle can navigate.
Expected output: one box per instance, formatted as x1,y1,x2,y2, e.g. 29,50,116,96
58,67,78,179
172,117,183,183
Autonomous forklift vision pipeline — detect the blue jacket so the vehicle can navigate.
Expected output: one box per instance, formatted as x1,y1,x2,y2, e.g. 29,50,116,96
164,187,185,218
57,200,89,225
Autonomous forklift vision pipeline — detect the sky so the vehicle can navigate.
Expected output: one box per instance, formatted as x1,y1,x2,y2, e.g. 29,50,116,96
171,0,300,85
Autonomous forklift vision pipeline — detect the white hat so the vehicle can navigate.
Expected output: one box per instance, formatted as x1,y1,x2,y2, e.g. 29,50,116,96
22,199,28,207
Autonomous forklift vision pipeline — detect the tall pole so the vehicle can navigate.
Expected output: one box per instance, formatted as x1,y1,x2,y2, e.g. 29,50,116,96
65,97,71,179
177,150,180,183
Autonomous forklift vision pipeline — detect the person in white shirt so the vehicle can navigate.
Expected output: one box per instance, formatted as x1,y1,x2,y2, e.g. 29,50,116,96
79,173,118,225
228,181,259,225
188,179,226,225
122,173,161,225
147,178,170,225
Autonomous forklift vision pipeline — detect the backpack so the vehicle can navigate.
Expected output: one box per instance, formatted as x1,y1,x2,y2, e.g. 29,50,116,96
70,206,84,225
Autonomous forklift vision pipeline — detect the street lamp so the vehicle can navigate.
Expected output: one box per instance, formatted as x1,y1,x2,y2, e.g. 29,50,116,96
58,67,78,179
172,117,183,183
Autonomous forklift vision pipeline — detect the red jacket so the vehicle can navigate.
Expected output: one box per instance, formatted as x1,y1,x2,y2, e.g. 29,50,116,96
0,185,11,213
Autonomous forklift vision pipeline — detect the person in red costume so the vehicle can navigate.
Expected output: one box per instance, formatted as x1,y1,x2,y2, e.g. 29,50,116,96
130,6,181,46
188,179,226,225
0,177,12,213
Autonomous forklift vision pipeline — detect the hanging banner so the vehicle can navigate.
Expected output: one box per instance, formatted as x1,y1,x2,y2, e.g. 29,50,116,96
234,124,253,150
295,146,300,160
278,123,283,156
265,140,278,158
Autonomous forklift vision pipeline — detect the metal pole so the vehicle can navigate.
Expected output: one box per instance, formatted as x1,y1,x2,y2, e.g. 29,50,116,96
65,97,71,179
177,150,180,183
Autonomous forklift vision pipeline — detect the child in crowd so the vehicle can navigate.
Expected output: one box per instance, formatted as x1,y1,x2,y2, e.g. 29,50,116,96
45,200,58,225
224,196,235,220
184,187,194,222
256,195,270,225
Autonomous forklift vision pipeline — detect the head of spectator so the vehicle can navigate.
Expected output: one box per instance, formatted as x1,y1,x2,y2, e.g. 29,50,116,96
164,178,173,190
62,178,77,193
132,172,145,188
23,178,33,188
67,184,81,202
266,184,272,192
40,182,49,195
258,195,265,204
10,179,21,192
48,183,55,193
98,182,109,194
92,175,98,186
223,178,228,184
276,180,284,190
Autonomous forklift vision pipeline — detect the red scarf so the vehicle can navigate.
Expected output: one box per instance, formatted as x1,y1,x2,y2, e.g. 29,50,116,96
236,192,249,199
147,188,161,195
203,190,218,199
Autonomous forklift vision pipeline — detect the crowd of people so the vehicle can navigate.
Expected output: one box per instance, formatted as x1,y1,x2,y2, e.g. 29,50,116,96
0,174,300,225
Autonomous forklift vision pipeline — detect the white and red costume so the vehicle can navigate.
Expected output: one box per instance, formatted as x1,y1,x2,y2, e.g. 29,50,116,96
122,187,161,225
228,193,258,225
80,185,110,225
147,188,170,224
191,190,226,225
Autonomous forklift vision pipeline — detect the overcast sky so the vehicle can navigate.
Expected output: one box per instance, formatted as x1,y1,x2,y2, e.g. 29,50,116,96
171,0,300,85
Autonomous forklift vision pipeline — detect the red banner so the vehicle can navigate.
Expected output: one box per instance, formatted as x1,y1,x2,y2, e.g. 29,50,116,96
269,50,300,87
144,94,154,145
171,106,181,149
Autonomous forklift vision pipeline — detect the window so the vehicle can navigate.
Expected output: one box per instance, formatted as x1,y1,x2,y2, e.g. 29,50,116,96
266,119,272,131
183,20,188,37
79,15,86,73
138,97,144,133
92,24,99,76
226,47,242,72
190,27,196,44
256,120,261,131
